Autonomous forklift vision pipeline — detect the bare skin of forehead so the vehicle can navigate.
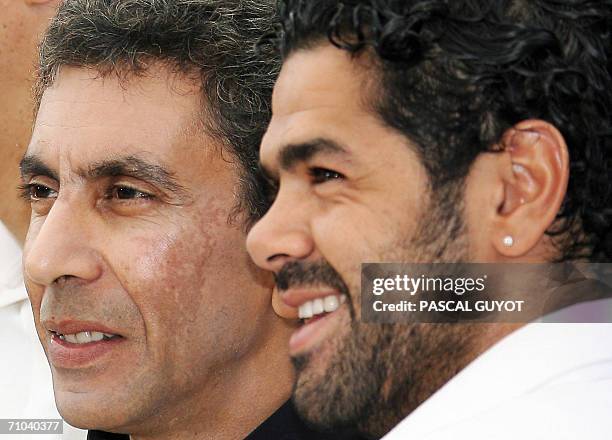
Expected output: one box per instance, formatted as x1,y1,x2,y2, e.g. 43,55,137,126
272,44,377,118
35,63,204,140
28,63,224,176
262,44,382,169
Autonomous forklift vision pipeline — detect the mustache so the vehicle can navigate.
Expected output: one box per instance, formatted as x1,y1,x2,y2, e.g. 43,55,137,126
37,284,141,335
275,260,351,299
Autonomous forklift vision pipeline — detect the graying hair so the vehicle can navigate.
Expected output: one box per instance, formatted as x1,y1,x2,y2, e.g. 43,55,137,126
36,0,280,227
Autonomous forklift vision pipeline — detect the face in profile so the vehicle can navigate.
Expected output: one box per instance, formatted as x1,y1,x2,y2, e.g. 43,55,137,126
22,65,282,433
247,45,484,435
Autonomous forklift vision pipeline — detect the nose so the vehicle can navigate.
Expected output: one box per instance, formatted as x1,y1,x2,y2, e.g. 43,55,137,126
24,198,103,287
247,186,315,273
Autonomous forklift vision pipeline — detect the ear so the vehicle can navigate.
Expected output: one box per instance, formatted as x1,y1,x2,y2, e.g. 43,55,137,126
492,119,569,257
272,287,299,320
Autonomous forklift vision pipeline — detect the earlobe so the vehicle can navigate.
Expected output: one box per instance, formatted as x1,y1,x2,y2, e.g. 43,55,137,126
272,287,299,320
493,120,569,258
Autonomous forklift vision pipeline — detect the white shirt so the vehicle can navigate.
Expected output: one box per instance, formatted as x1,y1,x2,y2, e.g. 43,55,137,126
383,301,612,440
0,221,86,440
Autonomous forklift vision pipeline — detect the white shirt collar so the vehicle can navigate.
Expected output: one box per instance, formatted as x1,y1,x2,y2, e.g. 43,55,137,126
0,221,28,307
383,304,612,439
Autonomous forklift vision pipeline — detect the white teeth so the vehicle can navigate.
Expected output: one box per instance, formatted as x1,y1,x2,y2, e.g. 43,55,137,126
300,302,313,319
90,332,105,342
299,295,346,319
75,331,91,344
323,295,340,312
57,331,110,344
64,334,78,343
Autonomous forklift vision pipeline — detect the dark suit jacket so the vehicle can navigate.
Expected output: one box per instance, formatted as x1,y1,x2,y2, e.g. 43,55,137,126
87,400,365,440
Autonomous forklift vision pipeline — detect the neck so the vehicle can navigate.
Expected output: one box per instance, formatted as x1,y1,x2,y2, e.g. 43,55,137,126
130,312,295,440
363,322,521,438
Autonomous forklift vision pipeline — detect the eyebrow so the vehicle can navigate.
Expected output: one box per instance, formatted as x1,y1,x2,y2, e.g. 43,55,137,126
20,154,188,199
87,156,187,196
264,138,349,178
19,155,59,182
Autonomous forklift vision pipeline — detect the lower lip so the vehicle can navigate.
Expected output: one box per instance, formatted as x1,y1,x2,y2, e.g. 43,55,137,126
289,307,344,356
47,334,125,369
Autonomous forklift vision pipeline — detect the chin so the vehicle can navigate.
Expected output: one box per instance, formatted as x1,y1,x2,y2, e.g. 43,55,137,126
55,389,131,432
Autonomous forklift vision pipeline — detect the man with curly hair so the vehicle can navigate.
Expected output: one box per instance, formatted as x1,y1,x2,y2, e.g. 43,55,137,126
247,0,612,438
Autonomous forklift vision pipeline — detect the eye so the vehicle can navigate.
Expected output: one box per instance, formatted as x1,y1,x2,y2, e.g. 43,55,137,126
309,167,345,184
19,183,58,201
110,185,153,201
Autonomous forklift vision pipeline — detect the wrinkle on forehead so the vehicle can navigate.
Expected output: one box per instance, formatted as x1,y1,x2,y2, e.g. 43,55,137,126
35,65,201,138
27,64,218,182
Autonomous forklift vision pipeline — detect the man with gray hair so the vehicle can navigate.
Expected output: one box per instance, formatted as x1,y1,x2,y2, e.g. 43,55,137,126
20,1,354,439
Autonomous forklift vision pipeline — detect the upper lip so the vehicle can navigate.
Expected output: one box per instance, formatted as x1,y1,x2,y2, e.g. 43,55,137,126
43,320,124,337
280,288,345,308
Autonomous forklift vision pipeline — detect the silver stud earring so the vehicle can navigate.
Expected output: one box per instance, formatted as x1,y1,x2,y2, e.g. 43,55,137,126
503,235,514,247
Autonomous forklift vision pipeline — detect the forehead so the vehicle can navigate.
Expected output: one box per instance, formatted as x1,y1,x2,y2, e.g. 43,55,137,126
29,65,208,167
273,45,371,117
262,45,380,162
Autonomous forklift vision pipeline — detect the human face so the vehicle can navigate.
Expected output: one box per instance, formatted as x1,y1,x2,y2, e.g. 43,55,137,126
23,66,277,434
247,45,477,436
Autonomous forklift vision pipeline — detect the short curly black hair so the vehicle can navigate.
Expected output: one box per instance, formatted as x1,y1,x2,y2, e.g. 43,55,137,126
35,0,280,228
271,0,612,262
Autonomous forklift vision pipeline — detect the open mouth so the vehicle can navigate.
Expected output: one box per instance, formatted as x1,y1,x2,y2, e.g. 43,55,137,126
299,294,346,324
44,321,128,368
287,293,348,355
49,330,121,345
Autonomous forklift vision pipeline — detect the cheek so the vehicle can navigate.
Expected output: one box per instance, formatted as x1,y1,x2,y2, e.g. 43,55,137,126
312,213,371,309
21,268,48,348
24,281,45,342
23,227,45,318
311,200,422,311
110,225,216,333
313,204,401,266
105,205,266,364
